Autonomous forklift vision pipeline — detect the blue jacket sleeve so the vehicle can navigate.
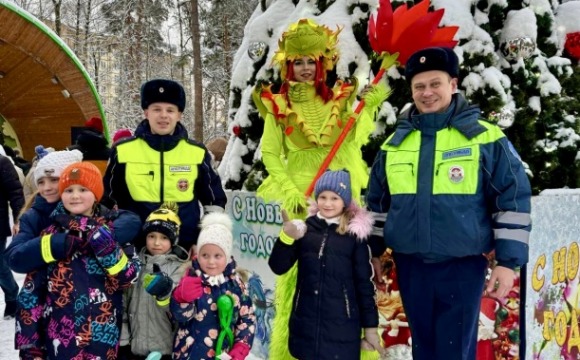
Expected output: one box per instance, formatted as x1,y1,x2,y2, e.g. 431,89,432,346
268,237,299,275
7,210,68,273
366,150,390,213
233,278,256,348
365,150,390,257
112,209,142,246
484,137,532,268
169,297,197,323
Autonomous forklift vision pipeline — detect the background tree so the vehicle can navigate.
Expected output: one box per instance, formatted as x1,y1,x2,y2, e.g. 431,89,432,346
7,0,257,142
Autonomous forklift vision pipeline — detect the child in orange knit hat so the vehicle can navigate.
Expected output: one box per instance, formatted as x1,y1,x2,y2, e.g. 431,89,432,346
15,162,142,360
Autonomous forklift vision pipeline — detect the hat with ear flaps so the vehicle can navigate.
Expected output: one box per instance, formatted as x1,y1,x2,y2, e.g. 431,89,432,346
141,79,186,112
143,202,182,245
272,18,341,81
404,47,459,84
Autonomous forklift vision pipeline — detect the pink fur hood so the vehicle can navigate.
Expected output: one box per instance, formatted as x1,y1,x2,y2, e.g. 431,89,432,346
307,200,374,241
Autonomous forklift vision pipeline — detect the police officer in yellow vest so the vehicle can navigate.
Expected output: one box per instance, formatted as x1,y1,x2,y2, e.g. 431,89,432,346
103,79,227,250
366,47,531,360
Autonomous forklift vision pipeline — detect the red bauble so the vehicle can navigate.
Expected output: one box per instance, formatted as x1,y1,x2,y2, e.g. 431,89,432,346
564,32,580,61
233,125,241,137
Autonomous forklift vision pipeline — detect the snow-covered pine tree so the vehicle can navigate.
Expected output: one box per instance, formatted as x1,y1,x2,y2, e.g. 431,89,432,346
221,0,580,194
456,0,580,193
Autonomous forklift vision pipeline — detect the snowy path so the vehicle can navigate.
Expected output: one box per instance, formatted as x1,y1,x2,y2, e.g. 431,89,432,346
0,268,23,360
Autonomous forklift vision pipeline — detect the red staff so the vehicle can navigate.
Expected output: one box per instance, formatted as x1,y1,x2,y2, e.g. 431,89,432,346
305,0,459,197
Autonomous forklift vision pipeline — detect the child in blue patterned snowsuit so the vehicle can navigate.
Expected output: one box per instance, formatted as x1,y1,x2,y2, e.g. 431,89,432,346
15,161,141,360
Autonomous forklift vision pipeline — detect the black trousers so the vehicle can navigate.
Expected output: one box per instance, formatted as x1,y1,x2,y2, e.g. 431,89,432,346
393,253,488,360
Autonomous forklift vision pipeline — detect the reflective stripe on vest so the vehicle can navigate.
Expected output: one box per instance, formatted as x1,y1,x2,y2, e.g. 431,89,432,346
117,139,205,202
383,121,504,195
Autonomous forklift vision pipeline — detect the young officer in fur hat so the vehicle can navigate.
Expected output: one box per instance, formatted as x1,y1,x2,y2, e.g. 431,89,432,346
103,79,227,251
170,213,255,360
119,202,189,360
366,47,532,360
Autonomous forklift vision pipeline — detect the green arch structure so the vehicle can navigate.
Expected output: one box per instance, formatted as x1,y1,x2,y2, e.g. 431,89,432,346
0,0,108,160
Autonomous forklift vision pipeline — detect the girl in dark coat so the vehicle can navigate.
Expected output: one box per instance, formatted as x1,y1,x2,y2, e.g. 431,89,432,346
268,170,385,360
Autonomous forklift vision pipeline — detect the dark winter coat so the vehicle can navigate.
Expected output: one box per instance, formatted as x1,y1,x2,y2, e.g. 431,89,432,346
7,199,141,274
170,258,255,360
0,155,24,238
14,204,142,359
268,203,378,360
102,120,227,249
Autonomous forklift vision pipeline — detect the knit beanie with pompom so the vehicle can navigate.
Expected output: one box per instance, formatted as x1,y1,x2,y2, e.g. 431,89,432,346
143,202,181,245
34,149,83,184
196,213,234,261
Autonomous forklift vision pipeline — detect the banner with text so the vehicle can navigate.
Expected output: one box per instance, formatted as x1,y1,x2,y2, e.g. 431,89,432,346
227,191,578,360
526,191,580,360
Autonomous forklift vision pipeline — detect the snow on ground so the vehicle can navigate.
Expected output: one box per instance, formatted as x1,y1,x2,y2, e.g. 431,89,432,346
0,245,23,360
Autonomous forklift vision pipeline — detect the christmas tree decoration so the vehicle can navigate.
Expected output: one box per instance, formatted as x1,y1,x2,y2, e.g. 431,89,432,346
496,307,509,322
564,32,580,61
500,37,536,61
508,328,519,343
490,108,515,129
248,41,268,61
518,36,536,60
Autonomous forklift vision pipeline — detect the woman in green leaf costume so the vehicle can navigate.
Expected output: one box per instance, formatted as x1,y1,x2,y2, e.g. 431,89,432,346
253,18,390,360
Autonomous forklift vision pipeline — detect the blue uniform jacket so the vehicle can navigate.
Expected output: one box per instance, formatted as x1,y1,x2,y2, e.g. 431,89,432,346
366,94,532,268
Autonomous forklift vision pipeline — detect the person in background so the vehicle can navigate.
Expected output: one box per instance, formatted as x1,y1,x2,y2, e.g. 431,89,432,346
170,213,255,360
0,150,24,320
112,128,133,145
103,79,227,251
366,47,532,360
252,18,390,360
205,137,228,170
68,116,112,161
8,147,32,176
269,170,384,359
119,202,189,360
22,145,55,199
14,161,141,360
0,145,25,185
